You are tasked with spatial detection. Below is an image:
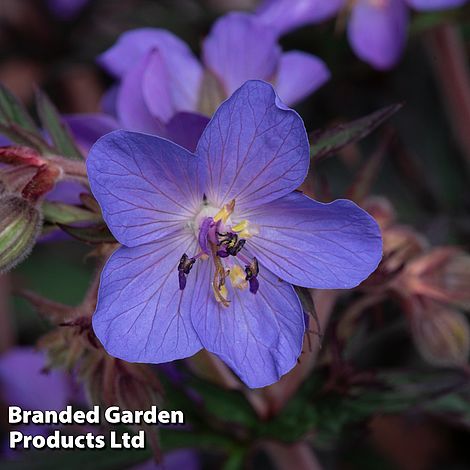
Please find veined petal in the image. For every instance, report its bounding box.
[93,237,202,363]
[348,0,409,70]
[256,0,345,36]
[195,80,309,211]
[245,192,383,289]
[187,260,305,388]
[275,51,330,106]
[202,13,281,96]
[406,0,467,9]
[87,130,205,247]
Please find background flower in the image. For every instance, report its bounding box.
[256,0,468,69]
[97,12,329,149]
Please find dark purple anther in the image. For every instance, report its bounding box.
[178,253,196,290]
[248,276,259,294]
[245,257,259,294]
[179,272,187,290]
[226,238,246,256]
[217,232,246,258]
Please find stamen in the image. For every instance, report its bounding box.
[216,232,246,257]
[245,257,260,294]
[213,199,235,224]
[178,253,196,290]
[231,220,248,233]
[210,242,230,307]
[229,265,249,290]
[232,219,258,238]
[212,282,229,306]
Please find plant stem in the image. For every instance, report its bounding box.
[425,24,470,177]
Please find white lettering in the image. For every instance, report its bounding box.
[8,406,22,424]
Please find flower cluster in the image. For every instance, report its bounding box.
[95,12,329,150]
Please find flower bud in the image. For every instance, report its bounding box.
[363,196,396,231]
[402,248,470,311]
[0,146,44,167]
[380,226,427,276]
[0,195,42,273]
[410,305,470,368]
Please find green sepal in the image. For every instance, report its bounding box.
[310,103,403,161]
[36,90,84,160]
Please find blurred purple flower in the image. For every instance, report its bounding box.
[0,347,70,411]
[97,12,330,145]
[46,0,90,20]
[256,0,345,35]
[87,81,382,388]
[256,0,467,69]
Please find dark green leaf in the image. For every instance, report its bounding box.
[0,84,41,137]
[294,286,322,339]
[36,91,83,160]
[42,201,100,225]
[161,429,236,452]
[0,123,53,154]
[57,223,116,244]
[310,103,403,161]
[188,376,258,428]
[222,448,247,470]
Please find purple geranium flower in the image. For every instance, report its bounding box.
[87,81,382,388]
[256,0,468,69]
[97,12,330,147]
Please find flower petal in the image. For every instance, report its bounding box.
[166,112,210,153]
[256,0,345,36]
[87,130,205,247]
[196,80,309,211]
[93,237,202,363]
[142,50,202,122]
[348,0,409,70]
[98,28,199,79]
[406,0,467,9]
[64,113,120,153]
[202,13,281,96]
[245,192,383,289]
[275,51,330,106]
[188,261,305,388]
[116,51,166,134]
